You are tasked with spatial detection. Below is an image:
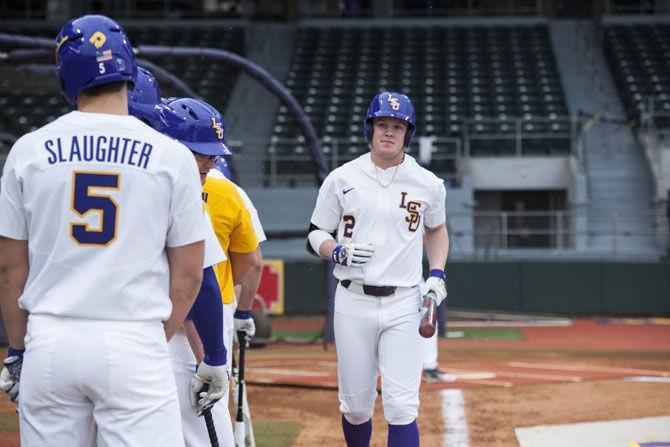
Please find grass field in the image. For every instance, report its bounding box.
[253,420,302,447]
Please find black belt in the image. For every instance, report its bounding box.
[340,280,396,297]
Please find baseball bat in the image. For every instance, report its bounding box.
[199,384,219,447]
[419,291,437,338]
[234,330,247,447]
[242,384,256,446]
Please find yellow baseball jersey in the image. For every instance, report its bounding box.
[203,175,258,304]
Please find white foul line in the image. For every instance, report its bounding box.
[506,362,670,377]
[442,389,470,447]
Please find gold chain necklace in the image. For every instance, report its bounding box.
[374,163,401,188]
[374,154,403,189]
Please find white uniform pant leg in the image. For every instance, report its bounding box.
[334,284,380,425]
[20,315,184,447]
[213,301,237,447]
[421,330,439,370]
[378,287,423,425]
[169,331,231,447]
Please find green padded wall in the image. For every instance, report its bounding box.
[281,260,670,316]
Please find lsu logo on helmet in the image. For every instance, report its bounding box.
[388,95,400,111]
[89,31,107,49]
[211,117,224,140]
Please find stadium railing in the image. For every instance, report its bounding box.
[232,136,463,187]
[448,209,663,258]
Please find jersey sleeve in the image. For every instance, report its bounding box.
[424,180,447,229]
[0,144,28,240]
[166,156,207,248]
[228,196,259,254]
[235,184,266,243]
[310,173,342,232]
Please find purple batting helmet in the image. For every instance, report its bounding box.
[363,91,416,147]
[55,14,137,105]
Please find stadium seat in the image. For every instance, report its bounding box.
[0,23,246,137]
[268,23,571,186]
[604,23,670,127]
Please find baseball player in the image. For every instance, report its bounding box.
[210,156,266,446]
[130,85,261,445]
[0,15,208,446]
[163,98,262,447]
[128,67,233,423]
[307,92,449,446]
[210,156,267,327]
[201,120,263,447]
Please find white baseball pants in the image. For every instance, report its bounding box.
[334,283,423,426]
[19,314,184,447]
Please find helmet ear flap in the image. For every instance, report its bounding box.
[404,124,416,148]
[363,118,372,144]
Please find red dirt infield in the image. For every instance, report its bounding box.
[1,316,669,446]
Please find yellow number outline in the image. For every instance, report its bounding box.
[70,170,121,247]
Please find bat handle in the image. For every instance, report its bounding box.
[419,291,437,338]
[204,409,219,446]
[199,383,219,446]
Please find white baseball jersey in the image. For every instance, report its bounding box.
[207,169,266,242]
[0,111,207,321]
[203,209,226,268]
[311,153,446,287]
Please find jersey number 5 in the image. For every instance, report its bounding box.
[70,171,120,246]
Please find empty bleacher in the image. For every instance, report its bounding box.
[0,22,245,137]
[604,23,670,127]
[268,23,571,186]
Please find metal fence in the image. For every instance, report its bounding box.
[228,136,464,187]
[462,116,578,157]
[446,209,666,259]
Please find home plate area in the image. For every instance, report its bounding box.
[515,416,670,447]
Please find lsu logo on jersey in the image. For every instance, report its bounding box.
[399,192,421,232]
[89,31,107,49]
[388,95,400,111]
[211,118,224,140]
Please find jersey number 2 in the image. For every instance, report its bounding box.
[342,214,355,238]
[71,171,120,246]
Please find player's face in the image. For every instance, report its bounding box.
[192,152,217,185]
[370,117,407,165]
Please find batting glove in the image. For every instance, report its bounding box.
[422,269,448,306]
[0,348,24,403]
[190,362,229,416]
[234,310,256,339]
[332,242,375,267]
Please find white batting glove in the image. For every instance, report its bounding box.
[0,351,23,403]
[422,270,448,306]
[234,310,256,339]
[190,362,229,416]
[332,242,375,267]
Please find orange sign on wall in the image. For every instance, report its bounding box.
[255,259,285,315]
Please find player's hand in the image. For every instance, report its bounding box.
[190,362,229,416]
[332,242,375,267]
[0,352,23,403]
[234,310,256,339]
[423,271,447,306]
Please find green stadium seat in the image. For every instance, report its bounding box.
[0,23,245,137]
